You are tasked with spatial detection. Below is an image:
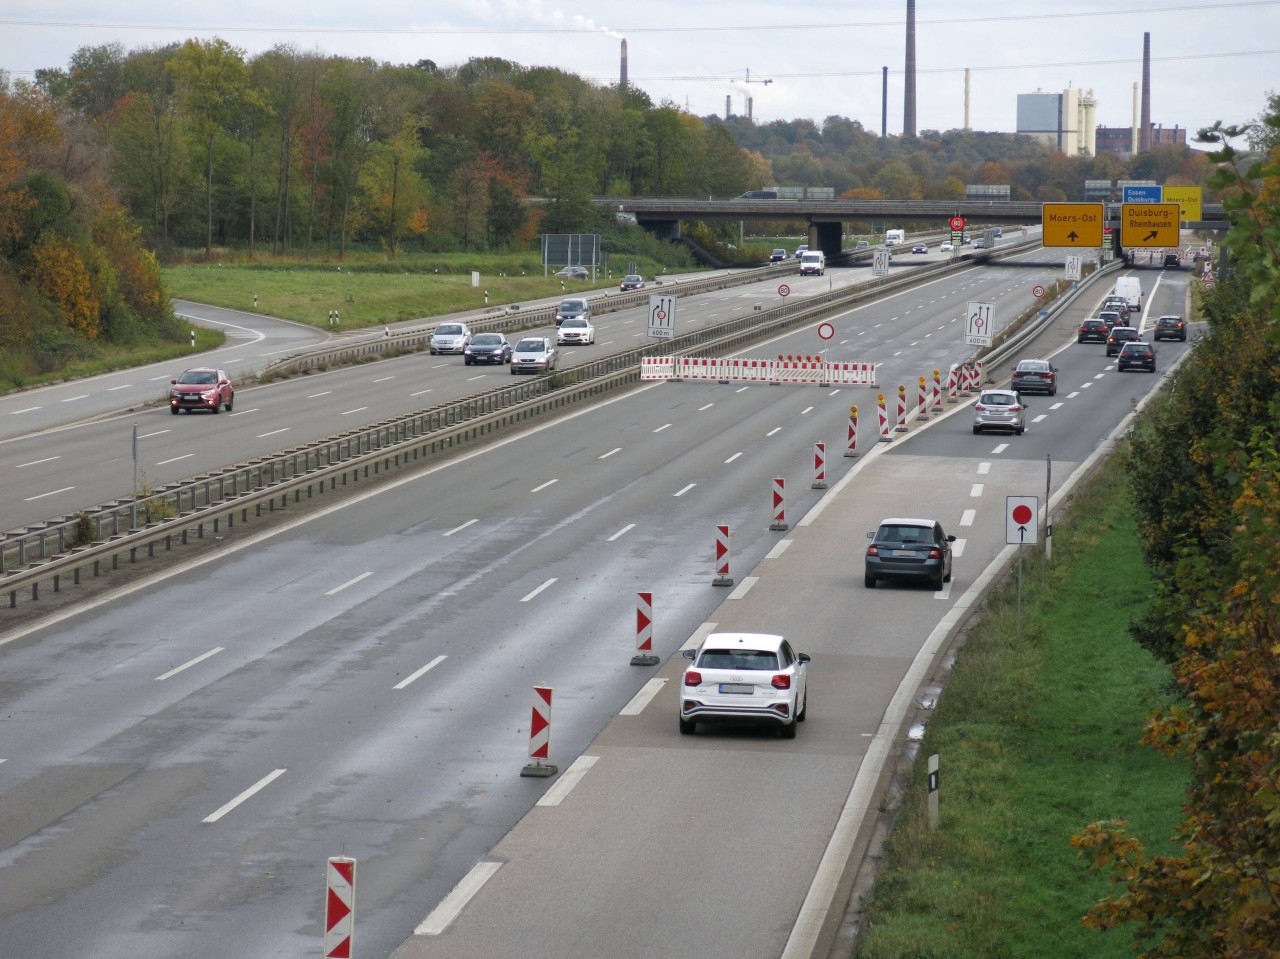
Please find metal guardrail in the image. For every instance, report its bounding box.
[1,236,1042,610]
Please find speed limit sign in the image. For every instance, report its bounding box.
[778,284,790,297]
[1032,284,1046,298]
[949,216,965,231]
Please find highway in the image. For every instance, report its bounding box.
[1,242,1047,532]
[0,250,1189,958]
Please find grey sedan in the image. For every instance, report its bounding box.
[865,518,956,590]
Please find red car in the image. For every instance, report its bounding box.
[169,367,234,414]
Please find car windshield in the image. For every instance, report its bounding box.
[1017,361,1049,372]
[178,371,217,384]
[878,525,931,543]
[471,334,502,346]
[558,301,583,312]
[437,325,463,335]
[516,340,545,352]
[562,319,585,328]
[698,649,780,670]
[625,275,641,282]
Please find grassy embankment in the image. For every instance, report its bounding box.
[856,448,1187,959]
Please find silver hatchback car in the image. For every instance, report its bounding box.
[972,389,1026,435]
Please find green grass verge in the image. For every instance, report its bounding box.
[161,252,692,331]
[856,451,1187,959]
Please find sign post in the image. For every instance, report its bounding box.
[965,301,994,347]
[647,293,677,339]
[1006,495,1039,640]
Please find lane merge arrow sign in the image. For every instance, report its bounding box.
[1006,496,1039,545]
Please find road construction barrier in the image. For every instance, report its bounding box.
[812,442,828,489]
[713,524,734,586]
[947,366,960,403]
[917,376,929,421]
[630,592,659,666]
[520,686,557,777]
[975,359,985,387]
[932,369,944,412]
[845,406,859,457]
[324,857,357,959]
[770,478,788,531]
[895,385,909,432]
[878,394,892,442]
[640,355,876,386]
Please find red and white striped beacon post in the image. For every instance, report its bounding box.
[811,441,828,489]
[520,685,557,777]
[916,376,930,421]
[877,393,892,442]
[323,856,356,959]
[844,405,859,457]
[975,359,985,388]
[932,369,944,413]
[947,366,960,403]
[713,524,734,586]
[895,385,909,432]
[630,592,659,666]
[770,478,789,531]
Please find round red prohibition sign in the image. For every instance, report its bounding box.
[1012,503,1034,527]
[655,308,667,321]
[817,322,835,340]
[778,284,791,297]
[949,216,965,231]
[1032,284,1046,298]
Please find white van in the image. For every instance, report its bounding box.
[1113,276,1143,311]
[799,250,825,275]
[885,229,905,247]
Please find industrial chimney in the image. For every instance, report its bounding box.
[903,0,917,136]
[620,39,628,90]
[1139,32,1151,152]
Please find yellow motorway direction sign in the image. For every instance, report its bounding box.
[1041,203,1104,247]
[1121,202,1181,248]
[1164,186,1203,223]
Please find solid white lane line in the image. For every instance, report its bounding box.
[23,485,75,502]
[530,478,558,493]
[521,578,556,602]
[673,483,696,497]
[415,861,503,936]
[8,406,42,415]
[607,524,635,542]
[621,678,668,716]
[16,456,60,468]
[727,576,759,600]
[698,403,714,411]
[307,391,332,399]
[393,655,447,690]
[766,539,793,560]
[536,755,599,807]
[340,407,369,415]
[325,571,373,596]
[598,447,622,459]
[156,453,194,466]
[138,429,170,439]
[155,647,224,681]
[61,394,90,403]
[766,427,782,436]
[443,519,478,537]
[724,452,743,463]
[257,428,290,438]
[372,376,395,383]
[653,423,672,432]
[107,384,132,391]
[228,408,257,416]
[410,389,433,397]
[959,509,976,527]
[202,768,286,823]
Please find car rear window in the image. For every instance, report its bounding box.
[878,524,932,542]
[698,649,780,670]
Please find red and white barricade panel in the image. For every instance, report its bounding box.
[827,361,877,387]
[673,356,724,380]
[772,360,825,385]
[640,357,675,380]
[720,357,777,382]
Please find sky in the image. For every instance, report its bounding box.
[2,1,1278,142]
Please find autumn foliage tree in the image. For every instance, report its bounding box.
[1073,101,1280,959]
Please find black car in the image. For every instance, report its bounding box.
[865,518,956,591]
[1011,358,1057,395]
[1163,252,1181,269]
[463,332,513,365]
[1101,297,1131,321]
[1106,325,1140,357]
[1117,341,1156,372]
[1099,310,1124,330]
[1153,315,1187,342]
[1077,318,1108,343]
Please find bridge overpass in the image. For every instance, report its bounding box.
[600,196,1228,258]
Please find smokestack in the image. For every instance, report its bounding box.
[1139,32,1151,152]
[882,66,888,137]
[726,95,731,121]
[1132,82,1139,155]
[748,96,754,122]
[964,68,970,130]
[620,39,628,90]
[903,0,917,136]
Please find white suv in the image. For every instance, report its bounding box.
[678,633,810,738]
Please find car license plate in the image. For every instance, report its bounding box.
[890,549,920,557]
[719,683,753,694]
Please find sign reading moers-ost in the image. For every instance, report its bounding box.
[1120,202,1181,249]
[1041,203,1104,247]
